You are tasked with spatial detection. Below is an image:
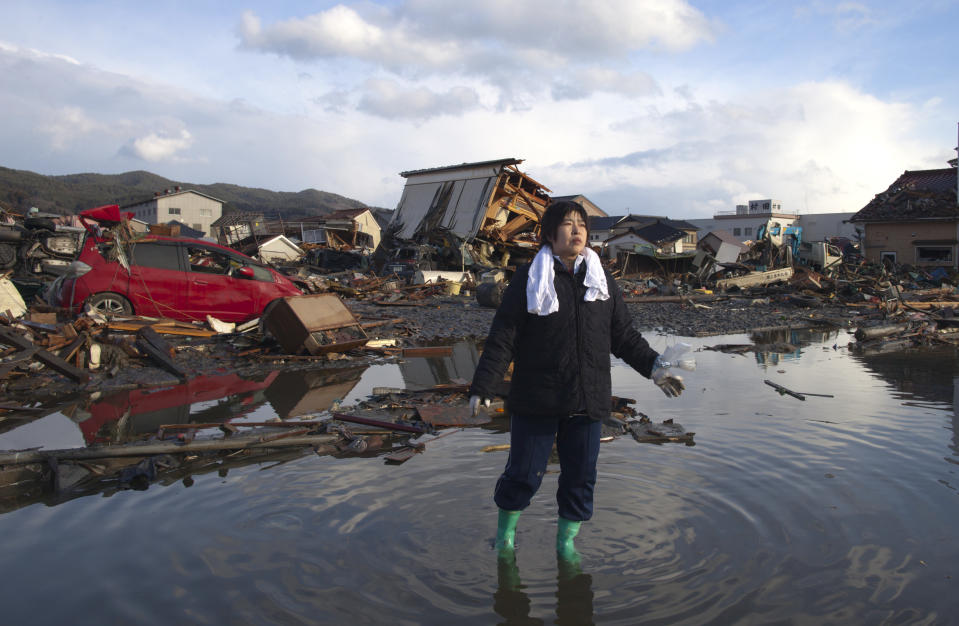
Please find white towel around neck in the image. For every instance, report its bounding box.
[526,245,609,316]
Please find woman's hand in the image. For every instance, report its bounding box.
[653,372,685,397]
[469,395,491,416]
[651,359,685,398]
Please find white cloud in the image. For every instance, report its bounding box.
[396,0,717,56]
[236,1,717,104]
[237,7,462,70]
[353,78,481,120]
[552,68,661,100]
[539,80,934,216]
[124,129,194,162]
[40,106,102,150]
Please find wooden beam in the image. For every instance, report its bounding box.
[0,326,90,383]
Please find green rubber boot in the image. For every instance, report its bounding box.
[495,509,522,556]
[556,517,582,563]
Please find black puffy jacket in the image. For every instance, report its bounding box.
[469,258,659,421]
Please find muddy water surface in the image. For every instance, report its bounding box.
[1,330,958,624]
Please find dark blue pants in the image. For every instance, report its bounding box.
[493,413,602,521]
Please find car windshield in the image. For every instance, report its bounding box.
[395,248,418,260]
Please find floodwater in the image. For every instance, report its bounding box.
[1,329,958,624]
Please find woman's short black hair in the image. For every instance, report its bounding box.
[540,200,589,247]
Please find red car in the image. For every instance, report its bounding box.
[49,205,302,323]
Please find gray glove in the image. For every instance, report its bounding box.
[469,395,491,416]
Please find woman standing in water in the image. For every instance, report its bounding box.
[469,199,685,561]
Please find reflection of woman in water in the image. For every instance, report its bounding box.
[494,554,594,624]
[469,200,684,563]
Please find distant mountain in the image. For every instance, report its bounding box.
[0,166,380,219]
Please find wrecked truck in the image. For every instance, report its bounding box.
[378,158,550,279]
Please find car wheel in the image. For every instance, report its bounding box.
[86,292,132,316]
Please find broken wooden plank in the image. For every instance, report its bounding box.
[401,346,453,358]
[358,317,405,330]
[135,326,187,381]
[108,321,217,337]
[763,379,805,401]
[416,403,491,427]
[384,447,420,464]
[57,333,88,362]
[898,300,959,309]
[0,432,340,465]
[854,323,910,341]
[0,326,90,384]
[332,412,428,434]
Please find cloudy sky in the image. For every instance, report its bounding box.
[1,0,956,218]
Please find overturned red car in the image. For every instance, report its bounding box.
[48,205,302,323]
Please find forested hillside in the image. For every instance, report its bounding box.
[0,166,375,219]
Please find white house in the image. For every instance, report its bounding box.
[604,230,657,258]
[257,235,305,264]
[123,187,224,237]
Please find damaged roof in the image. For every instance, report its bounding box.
[634,221,685,245]
[400,158,524,178]
[851,167,958,222]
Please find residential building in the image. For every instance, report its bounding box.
[604,221,685,258]
[590,214,699,255]
[588,215,624,247]
[849,167,958,268]
[550,194,608,217]
[123,187,223,238]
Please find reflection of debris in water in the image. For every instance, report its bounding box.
[74,371,280,445]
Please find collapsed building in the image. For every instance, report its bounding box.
[379,158,553,275]
[211,209,382,270]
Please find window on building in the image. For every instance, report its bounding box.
[733,228,742,236]
[168,207,181,215]
[744,227,752,236]
[199,208,213,216]
[683,233,695,244]
[916,246,953,263]
[193,223,203,233]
